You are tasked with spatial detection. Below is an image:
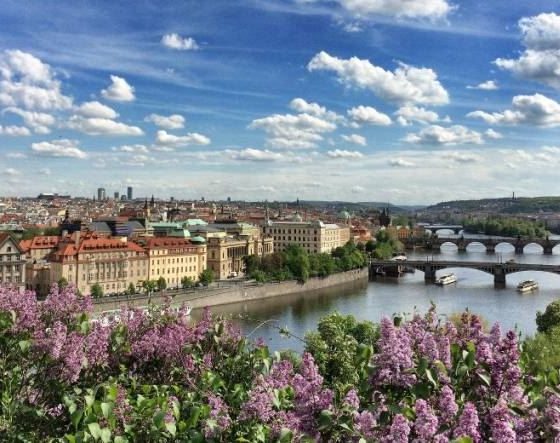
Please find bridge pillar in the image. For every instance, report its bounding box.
[494,265,506,289]
[515,244,524,254]
[486,243,495,253]
[544,245,553,255]
[424,264,436,283]
[457,241,467,252]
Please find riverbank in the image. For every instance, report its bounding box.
[91,267,369,314]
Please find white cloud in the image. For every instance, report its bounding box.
[289,98,342,122]
[77,101,118,119]
[395,105,440,126]
[112,144,149,153]
[467,80,498,90]
[161,33,199,50]
[389,158,415,167]
[326,149,364,159]
[145,113,185,129]
[308,51,449,105]
[0,125,30,136]
[495,13,560,89]
[347,105,391,126]
[5,152,27,158]
[155,129,211,147]
[485,128,503,139]
[31,139,87,159]
[39,167,51,175]
[403,124,484,145]
[67,116,144,136]
[351,185,365,193]
[120,154,151,167]
[467,93,560,127]
[3,107,55,134]
[441,151,482,163]
[250,113,336,149]
[4,167,20,176]
[101,75,135,102]
[341,134,367,146]
[0,49,72,110]
[228,148,286,162]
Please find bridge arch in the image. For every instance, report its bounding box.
[495,242,515,253]
[439,241,458,251]
[522,243,544,254]
[464,241,487,252]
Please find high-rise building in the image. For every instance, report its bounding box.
[127,186,133,200]
[114,191,119,200]
[97,187,106,201]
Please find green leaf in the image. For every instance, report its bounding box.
[18,339,31,352]
[318,410,333,430]
[153,410,166,429]
[71,410,83,429]
[452,437,473,443]
[114,437,128,443]
[88,422,102,439]
[477,372,491,387]
[65,435,76,443]
[165,421,177,436]
[100,402,112,418]
[100,428,111,443]
[85,394,95,408]
[278,428,293,443]
[426,368,438,387]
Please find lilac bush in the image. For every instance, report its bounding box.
[1,285,560,441]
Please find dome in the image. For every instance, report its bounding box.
[292,212,303,222]
[190,236,206,243]
[338,210,351,221]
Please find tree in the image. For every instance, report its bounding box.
[127,282,136,295]
[181,276,194,289]
[90,283,103,298]
[536,300,560,334]
[157,276,167,291]
[142,280,157,294]
[198,268,214,286]
[243,255,260,275]
[57,277,68,289]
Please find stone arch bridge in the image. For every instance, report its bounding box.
[370,259,560,287]
[406,236,560,255]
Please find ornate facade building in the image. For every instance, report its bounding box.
[0,233,26,290]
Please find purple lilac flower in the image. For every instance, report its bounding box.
[489,399,516,443]
[343,389,360,410]
[383,414,410,443]
[453,402,481,442]
[414,399,438,440]
[438,385,458,424]
[354,411,376,439]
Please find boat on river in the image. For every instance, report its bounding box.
[435,273,457,285]
[517,280,538,293]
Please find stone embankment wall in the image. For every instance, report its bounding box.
[92,268,369,314]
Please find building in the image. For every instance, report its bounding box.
[114,191,119,200]
[140,237,207,288]
[97,187,106,201]
[20,235,60,296]
[49,232,149,296]
[0,233,26,290]
[263,220,350,254]
[127,186,133,200]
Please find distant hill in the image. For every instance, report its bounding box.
[427,196,560,214]
[298,201,422,213]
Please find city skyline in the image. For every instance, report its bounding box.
[1,1,560,204]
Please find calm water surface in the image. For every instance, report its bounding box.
[195,235,560,352]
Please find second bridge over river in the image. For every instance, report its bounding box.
[370,259,560,288]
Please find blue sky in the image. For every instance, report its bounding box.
[1,0,560,204]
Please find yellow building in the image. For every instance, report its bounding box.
[0,233,26,290]
[141,237,207,288]
[20,235,60,296]
[49,233,149,296]
[263,220,350,254]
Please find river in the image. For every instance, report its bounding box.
[194,232,560,352]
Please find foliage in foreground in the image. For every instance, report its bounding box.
[1,286,560,441]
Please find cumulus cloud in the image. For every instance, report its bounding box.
[4,167,20,176]
[308,51,449,105]
[249,112,336,149]
[155,129,211,147]
[467,93,560,127]
[67,116,144,136]
[112,144,150,153]
[31,139,87,159]
[495,13,560,89]
[394,105,440,126]
[145,113,185,129]
[467,80,498,90]
[441,151,482,163]
[0,49,72,110]
[101,75,135,102]
[289,98,342,122]
[76,101,118,119]
[347,105,391,126]
[327,149,364,159]
[39,167,51,175]
[227,148,286,162]
[3,107,56,134]
[389,158,415,167]
[341,134,367,146]
[161,33,199,50]
[485,128,503,139]
[351,185,365,193]
[0,125,30,136]
[403,124,484,145]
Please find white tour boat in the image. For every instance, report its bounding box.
[435,273,457,286]
[517,280,538,293]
